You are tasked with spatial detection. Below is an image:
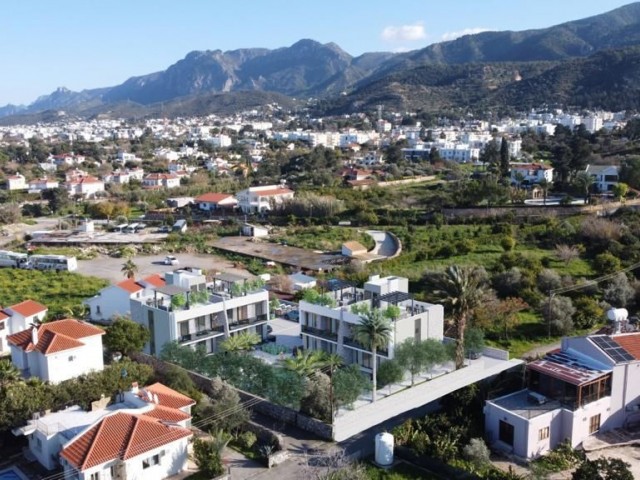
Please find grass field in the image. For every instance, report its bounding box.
[365,461,442,480]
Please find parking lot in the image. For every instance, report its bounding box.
[267,317,302,350]
[77,252,252,283]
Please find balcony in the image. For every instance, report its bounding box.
[343,336,388,357]
[228,314,268,331]
[301,325,338,342]
[179,325,225,344]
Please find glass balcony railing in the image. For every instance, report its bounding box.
[301,325,338,342]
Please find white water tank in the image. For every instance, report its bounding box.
[375,432,394,466]
[607,308,629,322]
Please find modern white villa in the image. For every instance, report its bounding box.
[130,267,269,356]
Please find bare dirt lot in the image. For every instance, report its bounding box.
[77,253,252,283]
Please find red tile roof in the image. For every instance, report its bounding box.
[60,412,192,471]
[610,333,640,360]
[252,187,293,196]
[0,310,8,321]
[142,274,165,288]
[195,192,234,203]
[142,404,191,423]
[6,299,47,318]
[116,278,143,294]
[7,319,104,355]
[141,383,196,409]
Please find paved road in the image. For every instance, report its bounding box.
[77,253,252,283]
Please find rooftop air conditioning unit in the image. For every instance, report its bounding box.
[528,392,548,405]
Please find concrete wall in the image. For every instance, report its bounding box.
[45,335,104,384]
[85,286,134,322]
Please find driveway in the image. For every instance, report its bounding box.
[77,253,252,283]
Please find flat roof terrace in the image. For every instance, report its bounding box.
[490,389,563,420]
[212,236,347,272]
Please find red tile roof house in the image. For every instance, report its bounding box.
[14,382,194,477]
[194,192,238,212]
[84,274,165,324]
[7,318,105,383]
[0,300,48,356]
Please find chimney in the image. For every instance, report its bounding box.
[130,382,139,394]
[31,326,39,346]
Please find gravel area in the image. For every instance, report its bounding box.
[77,252,252,283]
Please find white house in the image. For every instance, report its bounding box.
[143,173,181,189]
[7,318,105,383]
[64,175,105,198]
[584,165,620,193]
[485,329,640,459]
[50,153,85,167]
[103,167,145,185]
[28,177,59,192]
[194,192,237,211]
[288,272,317,291]
[5,174,27,191]
[0,300,48,355]
[116,151,142,164]
[84,274,165,323]
[509,163,554,185]
[130,268,269,356]
[14,382,194,478]
[299,275,444,372]
[236,185,295,214]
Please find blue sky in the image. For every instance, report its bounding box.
[0,0,634,105]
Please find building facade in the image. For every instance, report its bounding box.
[299,275,444,372]
[130,268,269,355]
[236,185,295,214]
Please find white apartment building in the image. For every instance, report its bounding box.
[236,184,295,214]
[299,275,444,372]
[130,268,269,356]
[485,329,640,459]
[206,134,232,148]
[8,319,105,383]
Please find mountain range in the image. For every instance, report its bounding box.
[4,2,640,122]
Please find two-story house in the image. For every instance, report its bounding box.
[28,177,59,192]
[509,163,554,185]
[143,173,181,190]
[84,274,165,323]
[5,174,27,191]
[7,318,105,383]
[485,328,640,459]
[0,299,48,355]
[64,175,105,198]
[14,382,194,479]
[130,268,269,355]
[584,164,620,193]
[194,192,238,212]
[236,185,295,214]
[299,275,444,372]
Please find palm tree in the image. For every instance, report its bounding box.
[537,178,549,205]
[352,309,392,402]
[426,265,488,370]
[220,331,260,353]
[573,171,594,203]
[0,359,21,386]
[121,259,138,279]
[283,350,329,376]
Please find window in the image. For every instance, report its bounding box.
[96,306,101,315]
[589,414,601,434]
[538,426,550,441]
[499,420,514,446]
[68,355,76,362]
[0,321,4,330]
[142,454,160,469]
[90,473,100,480]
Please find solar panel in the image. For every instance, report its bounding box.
[591,336,635,363]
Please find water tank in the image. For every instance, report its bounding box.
[607,308,629,322]
[375,432,394,466]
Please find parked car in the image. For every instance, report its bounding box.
[157,226,171,233]
[284,310,299,321]
[164,255,179,266]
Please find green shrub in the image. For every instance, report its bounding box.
[500,236,516,252]
[237,431,257,450]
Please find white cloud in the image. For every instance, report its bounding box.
[441,27,490,42]
[381,23,427,43]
